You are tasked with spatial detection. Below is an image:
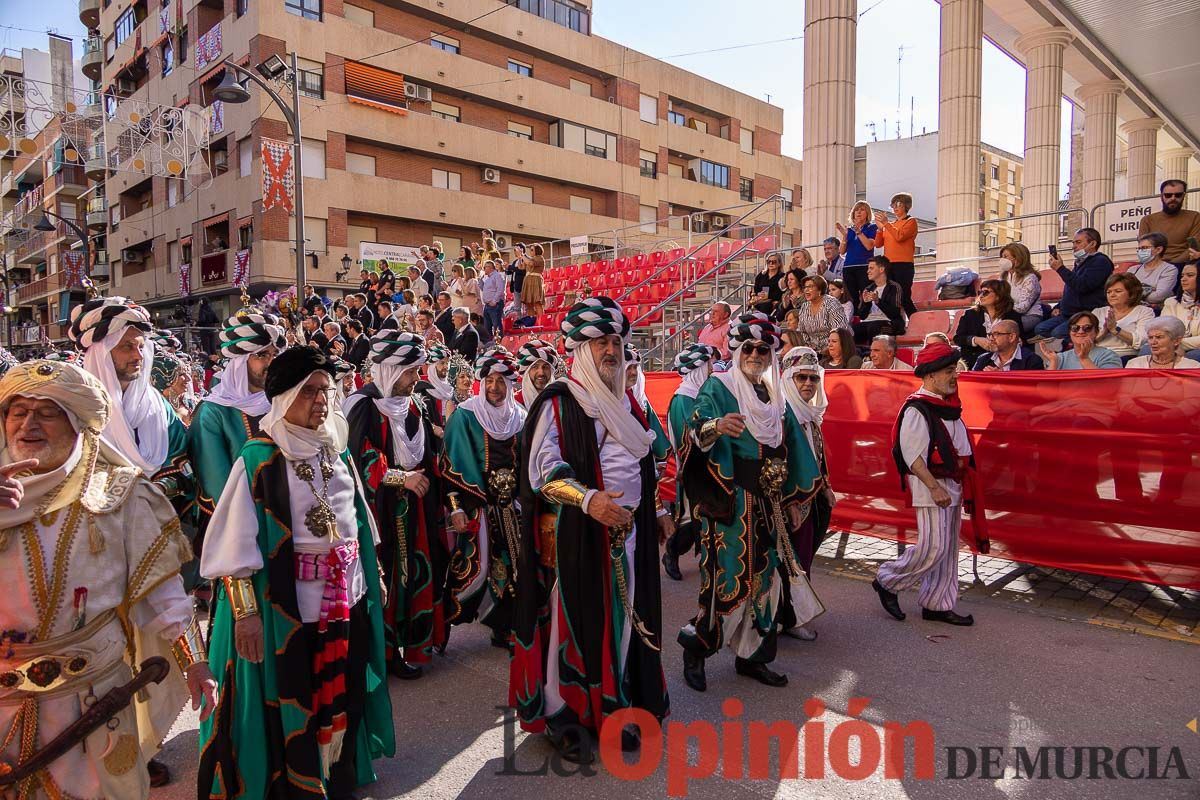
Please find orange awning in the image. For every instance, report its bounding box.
[348,95,408,116]
[237,215,252,228]
[344,60,407,112]
[203,212,229,228]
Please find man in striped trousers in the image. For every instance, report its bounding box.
[872,342,977,626]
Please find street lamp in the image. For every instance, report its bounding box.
[33,210,91,279]
[214,54,307,297]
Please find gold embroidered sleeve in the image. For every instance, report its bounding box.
[698,418,721,449]
[541,478,588,508]
[221,576,260,620]
[172,616,207,672]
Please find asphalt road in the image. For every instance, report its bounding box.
[157,562,1200,800]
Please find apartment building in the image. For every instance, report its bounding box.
[93,0,803,323]
[0,38,98,352]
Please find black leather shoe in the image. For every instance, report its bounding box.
[147,758,170,788]
[734,658,788,687]
[621,725,641,752]
[682,649,707,692]
[921,608,974,626]
[661,550,683,581]
[872,578,906,621]
[546,727,595,765]
[388,658,424,680]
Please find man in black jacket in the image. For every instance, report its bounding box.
[448,308,479,361]
[971,320,1044,371]
[434,292,456,342]
[1033,227,1114,341]
[302,284,325,315]
[853,255,907,344]
[344,319,371,368]
[322,321,346,356]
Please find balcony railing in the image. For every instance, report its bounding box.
[16,270,85,303]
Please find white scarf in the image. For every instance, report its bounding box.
[369,361,427,469]
[781,363,828,455]
[426,363,454,401]
[519,370,540,412]
[566,344,654,460]
[83,329,169,474]
[260,370,349,460]
[714,349,783,448]
[459,385,525,441]
[630,363,648,410]
[673,363,711,401]
[201,353,271,417]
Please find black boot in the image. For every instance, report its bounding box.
[621,724,641,752]
[872,578,906,621]
[921,608,974,626]
[388,658,423,680]
[147,758,170,788]
[661,549,683,581]
[734,657,788,687]
[491,630,513,652]
[682,649,707,692]
[546,725,595,765]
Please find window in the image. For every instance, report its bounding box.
[1007,168,1015,186]
[690,118,708,134]
[238,222,253,250]
[639,204,657,234]
[178,29,187,65]
[1006,203,1015,218]
[509,184,533,203]
[639,93,657,124]
[114,9,135,46]
[285,0,322,21]
[288,217,327,252]
[301,138,325,179]
[343,3,374,26]
[991,164,999,180]
[432,169,461,190]
[583,128,608,158]
[238,136,251,177]
[508,121,533,140]
[514,0,590,34]
[162,41,173,76]
[167,179,179,208]
[739,177,753,202]
[696,160,729,189]
[639,149,657,179]
[668,110,685,126]
[570,79,591,96]
[740,128,754,155]
[549,121,616,161]
[980,171,987,187]
[238,0,249,15]
[781,187,793,211]
[105,35,115,61]
[569,195,591,214]
[430,34,460,54]
[296,58,324,99]
[507,59,532,77]
[346,152,376,176]
[431,101,460,122]
[667,162,684,178]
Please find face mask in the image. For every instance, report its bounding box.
[1073,249,1088,260]
[1135,248,1154,264]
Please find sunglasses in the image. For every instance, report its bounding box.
[978,289,993,296]
[743,343,773,356]
[1069,324,1096,333]
[767,261,781,267]
[795,374,820,384]
[1162,192,1185,199]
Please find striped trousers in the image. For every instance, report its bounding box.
[876,505,962,612]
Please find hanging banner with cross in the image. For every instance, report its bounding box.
[60,251,86,286]
[180,261,191,297]
[233,248,250,287]
[261,138,295,213]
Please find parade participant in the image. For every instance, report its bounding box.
[67,296,190,495]
[188,307,284,558]
[331,356,357,405]
[872,341,986,627]
[661,343,719,581]
[0,361,215,798]
[443,354,474,423]
[777,347,837,641]
[345,331,446,678]
[624,344,671,465]
[151,348,195,425]
[513,338,560,412]
[414,343,452,435]
[510,297,671,764]
[679,312,821,692]
[198,347,394,800]
[441,352,526,650]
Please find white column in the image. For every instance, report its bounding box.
[1121,117,1163,198]
[1076,80,1123,232]
[1016,27,1072,264]
[1189,158,1200,212]
[802,0,856,254]
[935,0,983,267]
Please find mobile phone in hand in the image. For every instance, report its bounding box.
[1048,244,1058,258]
[1188,236,1199,251]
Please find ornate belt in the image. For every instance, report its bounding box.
[0,611,124,700]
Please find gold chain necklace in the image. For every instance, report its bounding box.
[292,449,340,540]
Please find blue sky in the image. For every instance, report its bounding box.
[1,0,1072,191]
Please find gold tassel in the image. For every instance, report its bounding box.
[88,513,105,554]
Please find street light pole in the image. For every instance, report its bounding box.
[218,57,306,300]
[34,208,91,280]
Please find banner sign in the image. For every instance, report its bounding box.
[358,241,423,272]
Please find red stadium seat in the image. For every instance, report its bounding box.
[896,311,951,346]
[928,278,980,310]
[911,281,938,310]
[667,263,682,281]
[594,259,609,273]
[633,253,648,268]
[613,257,629,272]
[564,264,579,279]
[546,266,563,281]
[651,250,668,266]
[631,285,650,303]
[642,305,663,324]
[1039,269,1064,303]
[669,247,685,261]
[622,304,639,324]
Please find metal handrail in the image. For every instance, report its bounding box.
[642,278,751,370]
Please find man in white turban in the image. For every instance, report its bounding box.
[513,338,560,412]
[509,296,671,765]
[0,361,214,799]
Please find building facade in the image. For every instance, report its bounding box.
[90,0,803,326]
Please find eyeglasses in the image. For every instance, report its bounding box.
[986,331,1016,338]
[1162,192,1185,199]
[1069,324,1096,334]
[297,387,337,402]
[742,342,773,356]
[795,374,821,384]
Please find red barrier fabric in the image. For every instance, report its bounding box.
[644,369,1200,589]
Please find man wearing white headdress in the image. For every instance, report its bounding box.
[198,347,394,800]
[188,307,284,559]
[509,297,671,765]
[661,343,719,581]
[776,346,837,642]
[678,312,822,693]
[441,351,526,650]
[513,338,560,413]
[345,331,446,678]
[0,361,214,799]
[413,342,453,436]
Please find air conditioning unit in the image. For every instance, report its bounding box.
[404,82,432,102]
[481,167,501,184]
[116,78,137,94]
[494,234,509,249]
[121,248,143,263]
[711,214,729,229]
